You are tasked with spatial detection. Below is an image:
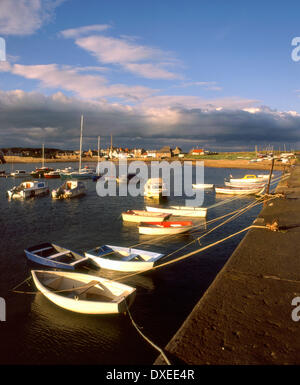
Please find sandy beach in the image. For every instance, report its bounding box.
[3,155,288,171]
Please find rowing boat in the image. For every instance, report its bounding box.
[224,180,266,188]
[146,205,207,218]
[138,221,193,235]
[192,183,214,189]
[31,270,136,314]
[215,186,265,195]
[85,245,164,272]
[122,210,171,222]
[24,242,89,270]
[228,174,267,184]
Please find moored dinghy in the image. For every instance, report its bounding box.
[31,270,136,314]
[10,170,31,178]
[24,242,89,270]
[228,174,267,184]
[85,245,164,272]
[144,178,168,198]
[192,183,214,189]
[146,205,207,218]
[122,210,171,223]
[215,186,265,195]
[139,221,193,235]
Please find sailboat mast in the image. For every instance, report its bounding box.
[79,115,83,172]
[42,143,45,168]
[98,136,100,161]
[97,136,100,176]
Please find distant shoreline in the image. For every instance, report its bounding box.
[2,155,288,171]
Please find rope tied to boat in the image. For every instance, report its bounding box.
[124,298,171,366]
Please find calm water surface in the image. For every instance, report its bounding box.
[0,162,279,364]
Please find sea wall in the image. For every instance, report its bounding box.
[155,164,300,364]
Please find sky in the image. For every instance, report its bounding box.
[0,0,300,151]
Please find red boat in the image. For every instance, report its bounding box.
[31,167,54,178]
[138,221,193,235]
[44,171,61,179]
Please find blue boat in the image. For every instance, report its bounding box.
[24,242,89,270]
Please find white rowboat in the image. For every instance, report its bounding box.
[10,170,31,178]
[85,245,164,272]
[31,270,136,314]
[215,186,265,195]
[192,183,214,189]
[146,205,207,218]
[224,180,266,188]
[122,210,170,222]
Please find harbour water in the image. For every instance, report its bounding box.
[0,163,279,364]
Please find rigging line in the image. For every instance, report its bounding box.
[114,223,268,284]
[159,196,267,262]
[113,197,275,283]
[125,192,277,255]
[151,225,266,273]
[118,174,288,251]
[124,195,272,250]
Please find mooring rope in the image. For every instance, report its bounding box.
[12,194,278,294]
[124,299,171,365]
[11,169,287,296]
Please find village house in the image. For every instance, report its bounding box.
[173,146,182,156]
[156,146,173,158]
[190,148,205,156]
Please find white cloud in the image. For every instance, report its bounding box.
[75,35,159,64]
[123,63,180,80]
[138,95,259,111]
[74,34,181,80]
[0,0,65,36]
[3,63,157,101]
[179,81,222,91]
[60,24,111,38]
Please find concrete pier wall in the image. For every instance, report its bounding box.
[155,165,300,364]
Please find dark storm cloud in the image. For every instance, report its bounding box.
[0,90,299,151]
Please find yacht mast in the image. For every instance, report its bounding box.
[97,136,100,176]
[79,115,83,172]
[42,143,45,168]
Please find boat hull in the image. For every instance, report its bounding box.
[31,270,136,314]
[192,184,214,189]
[85,245,164,272]
[215,187,264,195]
[7,181,49,199]
[139,221,193,235]
[224,181,266,188]
[122,210,170,222]
[52,181,87,199]
[146,206,207,218]
[24,243,88,270]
